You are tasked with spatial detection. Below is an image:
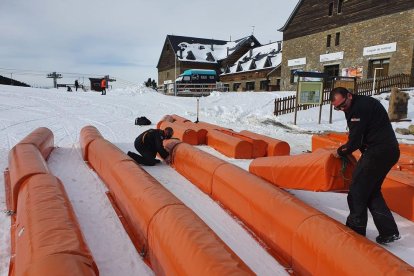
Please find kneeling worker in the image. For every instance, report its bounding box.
[128,127,174,166]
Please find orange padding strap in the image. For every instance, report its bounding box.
[170,142,413,275]
[13,174,98,276]
[249,148,355,192]
[80,125,253,275]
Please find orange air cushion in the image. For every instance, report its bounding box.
[172,143,226,194]
[148,204,252,276]
[207,129,253,159]
[383,170,414,221]
[218,129,267,158]
[292,214,414,275]
[14,174,97,276]
[19,127,54,160]
[170,142,413,274]
[158,121,198,145]
[80,125,104,160]
[249,148,355,192]
[240,130,290,156]
[8,144,49,211]
[80,126,253,275]
[171,114,191,123]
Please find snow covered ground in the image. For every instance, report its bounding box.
[1,84,414,275]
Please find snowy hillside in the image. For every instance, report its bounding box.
[1,85,413,275]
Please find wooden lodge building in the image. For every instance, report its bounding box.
[220,41,282,92]
[156,35,260,87]
[279,0,414,91]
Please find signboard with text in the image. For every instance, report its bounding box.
[298,81,324,105]
[288,57,306,67]
[363,42,397,56]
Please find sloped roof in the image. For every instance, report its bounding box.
[278,0,303,32]
[221,42,282,75]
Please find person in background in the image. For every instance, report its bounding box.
[330,87,400,244]
[75,79,79,91]
[127,127,174,166]
[100,78,106,95]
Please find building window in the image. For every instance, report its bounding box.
[337,0,344,14]
[166,72,169,78]
[335,32,340,46]
[368,59,390,78]
[326,34,331,47]
[328,2,334,16]
[260,80,269,91]
[233,83,241,91]
[246,82,255,91]
[324,64,340,87]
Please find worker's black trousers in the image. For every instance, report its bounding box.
[128,139,158,166]
[346,145,400,236]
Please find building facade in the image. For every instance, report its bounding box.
[279,0,414,91]
[220,42,282,91]
[156,35,260,87]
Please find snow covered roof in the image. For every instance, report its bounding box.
[221,42,282,75]
[170,35,259,64]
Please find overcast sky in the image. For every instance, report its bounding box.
[0,0,298,88]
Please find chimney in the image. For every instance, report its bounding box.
[227,47,229,57]
[277,41,282,52]
[179,49,183,59]
[249,48,253,58]
[211,42,214,51]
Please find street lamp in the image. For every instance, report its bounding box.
[372,67,383,95]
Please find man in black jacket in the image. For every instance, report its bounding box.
[127,127,173,166]
[330,87,400,244]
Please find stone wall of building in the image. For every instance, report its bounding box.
[281,9,414,91]
[220,67,281,92]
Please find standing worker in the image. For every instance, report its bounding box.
[127,127,174,166]
[101,78,107,95]
[330,87,400,244]
[74,80,79,91]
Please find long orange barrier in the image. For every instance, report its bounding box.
[168,142,414,275]
[80,126,253,275]
[7,144,49,212]
[240,130,290,156]
[13,174,97,276]
[158,121,198,145]
[6,127,98,276]
[157,116,208,145]
[218,129,267,158]
[18,127,54,160]
[207,129,253,159]
[249,148,355,192]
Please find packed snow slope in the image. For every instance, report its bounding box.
[1,85,413,275]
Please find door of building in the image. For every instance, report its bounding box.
[324,64,340,87]
[368,58,389,78]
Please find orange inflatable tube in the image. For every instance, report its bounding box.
[170,120,208,145]
[218,129,267,158]
[170,143,413,274]
[80,125,104,160]
[19,127,54,160]
[80,126,253,275]
[8,144,49,212]
[207,129,253,159]
[158,121,198,145]
[171,114,191,123]
[13,174,98,276]
[240,130,290,156]
[249,148,355,192]
[311,132,347,152]
[171,142,226,194]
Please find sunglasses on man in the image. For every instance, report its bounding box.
[334,98,348,110]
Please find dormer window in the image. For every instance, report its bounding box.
[249,61,257,70]
[206,52,215,62]
[328,2,334,16]
[264,57,272,68]
[236,62,243,72]
[186,51,196,60]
